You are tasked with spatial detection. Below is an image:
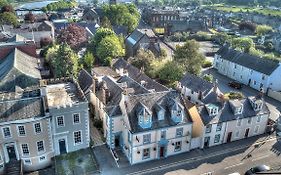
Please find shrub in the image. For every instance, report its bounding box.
[202,60,213,68]
[203,74,213,82]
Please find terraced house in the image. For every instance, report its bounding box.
[0,78,90,174]
[79,60,193,164]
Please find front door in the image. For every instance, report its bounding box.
[248,79,251,85]
[204,137,210,147]
[115,136,120,148]
[59,139,67,154]
[227,132,232,143]
[159,147,165,158]
[245,128,250,138]
[7,145,16,161]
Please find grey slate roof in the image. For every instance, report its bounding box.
[112,58,169,92]
[92,66,119,78]
[180,72,213,96]
[78,69,92,94]
[198,93,270,125]
[125,90,192,133]
[0,48,41,91]
[0,90,45,123]
[217,46,280,75]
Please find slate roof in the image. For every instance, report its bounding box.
[126,29,155,47]
[0,90,45,123]
[0,48,41,91]
[198,93,270,125]
[217,46,280,75]
[112,58,169,92]
[78,69,92,94]
[125,90,192,133]
[180,72,213,96]
[92,66,119,78]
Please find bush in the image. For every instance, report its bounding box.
[203,74,213,82]
[202,60,213,68]
[225,91,244,100]
[93,119,103,129]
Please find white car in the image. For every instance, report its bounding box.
[228,173,241,175]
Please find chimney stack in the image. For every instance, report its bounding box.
[102,82,110,105]
[213,79,218,93]
[92,74,98,94]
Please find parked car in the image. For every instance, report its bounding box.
[245,165,271,175]
[228,81,243,89]
[229,173,241,175]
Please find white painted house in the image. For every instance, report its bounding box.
[214,46,281,93]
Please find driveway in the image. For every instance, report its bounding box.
[203,68,281,121]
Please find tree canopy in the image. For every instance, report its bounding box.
[231,37,254,52]
[43,0,77,12]
[47,44,79,78]
[255,25,273,36]
[0,12,18,26]
[57,24,87,50]
[174,40,205,75]
[158,61,184,87]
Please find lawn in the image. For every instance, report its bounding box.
[208,5,281,17]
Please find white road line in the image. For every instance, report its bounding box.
[251,154,270,162]
[224,162,244,169]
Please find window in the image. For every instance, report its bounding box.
[262,75,265,80]
[235,131,239,138]
[216,123,222,132]
[214,134,220,143]
[37,141,44,152]
[21,144,29,155]
[18,125,26,136]
[24,159,32,165]
[254,126,259,134]
[160,130,166,139]
[143,148,150,159]
[257,116,261,123]
[57,116,64,127]
[205,124,212,133]
[34,123,41,134]
[73,114,80,124]
[74,131,82,145]
[234,65,237,69]
[143,134,151,144]
[128,131,131,143]
[174,141,182,152]
[39,156,46,162]
[237,119,242,126]
[176,128,183,137]
[248,118,252,124]
[3,127,11,138]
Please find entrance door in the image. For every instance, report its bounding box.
[115,136,120,148]
[248,79,251,85]
[245,128,250,138]
[159,147,164,158]
[59,139,67,154]
[204,137,210,147]
[7,145,16,160]
[227,132,232,143]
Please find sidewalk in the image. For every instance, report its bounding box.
[94,134,278,175]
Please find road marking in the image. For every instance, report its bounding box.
[251,154,270,162]
[224,162,244,169]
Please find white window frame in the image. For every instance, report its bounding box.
[56,116,65,127]
[21,143,30,156]
[257,115,261,123]
[254,125,260,134]
[17,125,26,137]
[2,126,12,139]
[235,131,240,138]
[34,122,42,134]
[237,119,242,126]
[73,130,83,146]
[73,113,80,124]
[36,140,45,154]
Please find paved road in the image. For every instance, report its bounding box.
[203,68,281,121]
[93,135,280,175]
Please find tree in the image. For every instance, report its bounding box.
[232,37,254,52]
[96,35,125,65]
[90,27,115,52]
[174,40,205,75]
[0,12,18,26]
[158,61,184,87]
[24,12,36,23]
[100,16,112,29]
[48,44,79,78]
[40,37,53,48]
[130,48,155,70]
[0,0,8,8]
[82,51,95,71]
[1,4,13,13]
[255,25,273,36]
[239,21,256,32]
[203,74,213,82]
[57,24,87,50]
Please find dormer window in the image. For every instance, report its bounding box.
[137,104,152,129]
[170,101,184,123]
[206,104,218,116]
[156,104,165,121]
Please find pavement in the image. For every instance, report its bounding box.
[93,134,280,175]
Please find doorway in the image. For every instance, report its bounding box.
[114,136,120,148]
[248,79,251,85]
[245,128,250,138]
[59,139,67,154]
[227,132,232,143]
[159,147,165,158]
[204,137,210,147]
[6,145,16,161]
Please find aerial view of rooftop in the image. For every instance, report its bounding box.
[0,0,280,174]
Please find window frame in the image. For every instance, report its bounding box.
[36,140,45,153]
[21,143,30,156]
[205,124,212,133]
[174,141,182,152]
[214,134,220,143]
[73,130,83,146]
[176,128,183,138]
[257,115,261,123]
[2,126,11,139]
[17,125,26,137]
[254,125,260,134]
[56,116,65,127]
[34,122,42,134]
[237,119,242,126]
[216,123,222,132]
[143,134,151,144]
[73,113,80,124]
[142,148,150,160]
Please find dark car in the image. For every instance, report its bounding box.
[245,165,271,175]
[228,81,243,89]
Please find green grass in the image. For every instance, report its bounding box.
[208,5,281,17]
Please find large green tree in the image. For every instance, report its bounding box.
[130,48,155,71]
[158,61,184,87]
[231,37,254,52]
[81,51,95,72]
[174,40,205,75]
[47,44,79,78]
[0,12,18,26]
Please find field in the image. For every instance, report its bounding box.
[208,5,281,17]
